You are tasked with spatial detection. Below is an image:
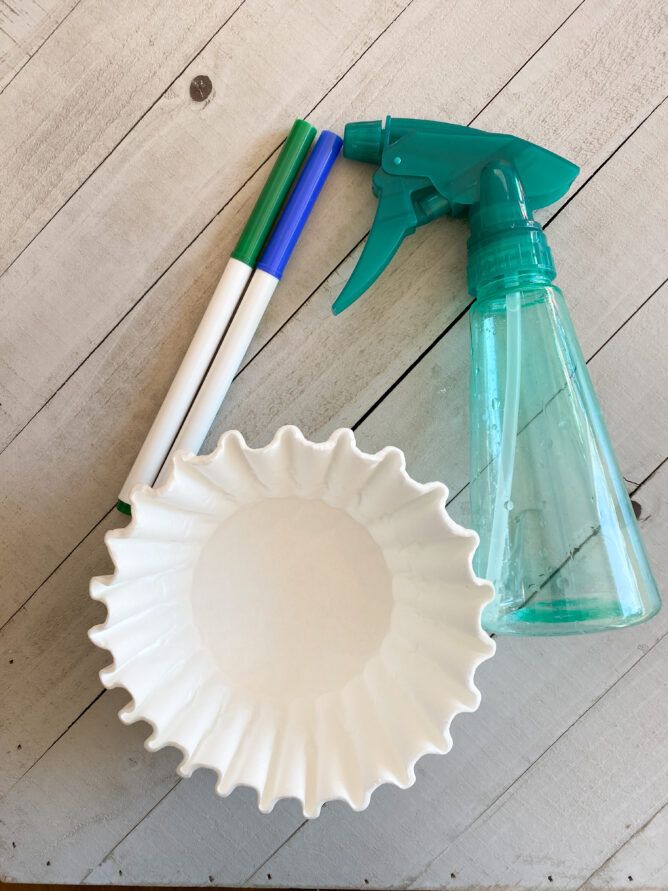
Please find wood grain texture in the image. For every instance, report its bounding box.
[4,145,666,889]
[0,0,247,271]
[141,469,665,891]
[581,801,668,890]
[2,318,666,887]
[2,5,664,788]
[409,630,668,890]
[239,466,668,891]
[0,0,598,795]
[0,0,78,91]
[0,0,414,448]
[1,0,667,885]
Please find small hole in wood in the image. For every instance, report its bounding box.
[364,880,369,885]
[208,877,214,884]
[267,874,272,880]
[118,870,123,876]
[46,861,51,866]
[12,841,16,848]
[16,744,21,750]
[628,877,633,883]
[548,876,553,883]
[9,659,13,664]
[190,75,213,102]
[451,873,456,880]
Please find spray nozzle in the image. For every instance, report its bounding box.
[332,117,579,313]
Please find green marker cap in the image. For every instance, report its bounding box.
[232,119,316,266]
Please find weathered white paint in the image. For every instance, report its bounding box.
[0,0,77,90]
[581,801,668,890]
[1,0,666,885]
[1,0,663,629]
[0,0,245,267]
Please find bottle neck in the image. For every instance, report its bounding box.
[474,270,554,302]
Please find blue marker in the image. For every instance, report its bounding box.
[154,130,342,486]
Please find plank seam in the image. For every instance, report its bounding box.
[0,0,84,96]
[5,687,105,797]
[0,0,249,280]
[549,94,668,227]
[352,95,667,440]
[404,619,668,890]
[463,0,588,124]
[61,452,668,886]
[0,508,114,634]
[0,0,417,457]
[1,5,665,875]
[1,4,662,649]
[574,796,668,891]
[79,770,183,885]
[240,819,310,888]
[588,276,668,363]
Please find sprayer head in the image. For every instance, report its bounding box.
[343,120,384,164]
[332,118,579,312]
[467,161,556,296]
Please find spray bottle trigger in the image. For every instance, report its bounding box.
[332,170,421,314]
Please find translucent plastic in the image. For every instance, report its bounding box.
[469,283,660,634]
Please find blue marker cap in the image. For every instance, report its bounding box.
[257,130,343,279]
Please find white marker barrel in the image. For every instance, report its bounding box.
[154,269,279,487]
[118,257,252,505]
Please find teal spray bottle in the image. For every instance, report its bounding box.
[333,117,661,635]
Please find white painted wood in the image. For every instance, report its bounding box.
[0,0,664,804]
[1,0,667,886]
[0,0,244,269]
[1,270,662,819]
[0,0,660,631]
[81,467,668,888]
[0,0,77,91]
[0,0,414,448]
[0,687,305,885]
[409,613,668,888]
[581,801,668,890]
[3,466,662,887]
[0,0,606,792]
[240,465,668,890]
[119,257,252,502]
[3,204,665,887]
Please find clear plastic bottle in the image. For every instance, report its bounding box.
[469,278,661,634]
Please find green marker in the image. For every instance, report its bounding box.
[118,119,315,514]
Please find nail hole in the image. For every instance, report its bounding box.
[628,877,633,883]
[631,500,642,519]
[364,881,369,886]
[46,861,51,866]
[12,842,16,848]
[267,875,272,881]
[118,870,123,876]
[208,877,214,884]
[190,74,213,102]
[451,873,456,880]
[548,877,553,883]
[9,659,14,664]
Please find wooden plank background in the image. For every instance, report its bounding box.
[0,0,666,886]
